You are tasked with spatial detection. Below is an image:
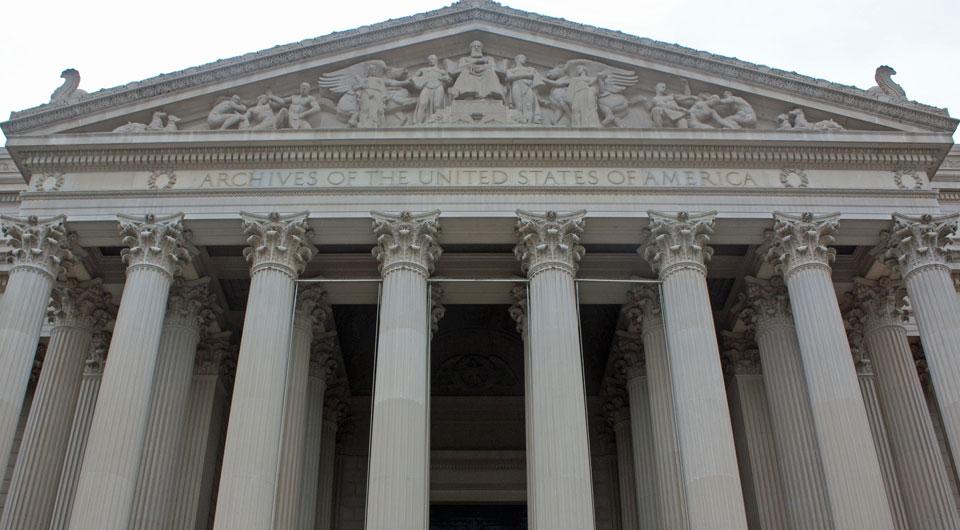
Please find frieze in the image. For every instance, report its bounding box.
[30,166,934,193]
[3,1,952,134]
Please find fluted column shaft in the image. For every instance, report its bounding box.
[858,370,910,530]
[862,319,960,528]
[611,410,639,530]
[130,282,207,530]
[365,210,440,530]
[0,291,100,530]
[639,311,688,530]
[516,210,595,530]
[213,211,315,530]
[314,417,338,530]
[274,313,313,529]
[169,361,227,530]
[0,215,70,478]
[47,362,103,530]
[743,276,832,530]
[296,375,328,530]
[625,375,658,530]
[768,212,895,530]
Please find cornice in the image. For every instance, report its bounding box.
[2,1,954,135]
[8,136,948,175]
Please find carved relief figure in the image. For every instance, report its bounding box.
[207,95,247,130]
[410,55,451,124]
[867,65,907,101]
[687,93,733,129]
[319,60,415,128]
[505,54,544,124]
[113,111,180,133]
[545,60,639,127]
[49,68,88,104]
[717,90,757,128]
[777,108,844,131]
[446,40,506,101]
[240,93,286,130]
[275,82,321,129]
[648,82,692,128]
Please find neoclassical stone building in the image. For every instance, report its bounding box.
[1,2,959,530]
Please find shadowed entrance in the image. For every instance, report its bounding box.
[430,504,527,530]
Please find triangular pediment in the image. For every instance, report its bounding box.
[3,0,956,137]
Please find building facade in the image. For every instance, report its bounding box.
[1,1,959,529]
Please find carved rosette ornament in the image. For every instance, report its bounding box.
[194,331,232,376]
[720,331,762,375]
[241,211,316,278]
[48,278,113,331]
[514,210,586,277]
[371,210,442,277]
[740,276,792,335]
[765,212,839,279]
[508,284,527,335]
[1,214,73,280]
[852,276,908,333]
[640,211,716,278]
[882,213,960,281]
[118,213,194,279]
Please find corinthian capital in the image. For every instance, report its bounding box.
[294,285,328,332]
[721,331,762,376]
[84,332,110,376]
[1,214,73,279]
[852,276,908,333]
[508,284,527,335]
[640,211,715,278]
[514,210,586,277]
[740,276,792,333]
[241,211,316,278]
[612,332,645,380]
[48,278,113,330]
[371,210,442,277]
[882,212,959,279]
[430,284,446,337]
[765,212,839,278]
[625,284,662,331]
[310,337,339,382]
[166,277,213,327]
[195,331,232,375]
[119,213,195,279]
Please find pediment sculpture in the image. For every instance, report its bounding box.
[110,41,848,133]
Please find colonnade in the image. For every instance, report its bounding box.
[0,209,958,530]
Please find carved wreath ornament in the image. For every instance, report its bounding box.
[147,170,177,190]
[893,170,923,190]
[779,169,808,188]
[32,173,65,192]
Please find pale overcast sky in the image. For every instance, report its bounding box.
[1,0,958,141]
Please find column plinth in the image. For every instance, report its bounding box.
[364,210,441,530]
[0,215,72,478]
[766,212,895,530]
[213,211,316,530]
[0,280,111,530]
[849,276,960,529]
[68,213,193,530]
[130,278,216,530]
[882,212,960,470]
[640,210,748,530]
[740,276,832,530]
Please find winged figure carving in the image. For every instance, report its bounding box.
[543,59,640,127]
[318,60,416,127]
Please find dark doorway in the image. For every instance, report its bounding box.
[429,504,527,530]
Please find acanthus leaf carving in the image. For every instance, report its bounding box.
[740,275,792,336]
[720,331,762,375]
[881,212,959,279]
[309,334,339,382]
[166,277,213,328]
[851,276,908,333]
[240,211,316,278]
[507,283,527,335]
[118,213,195,279]
[430,284,446,337]
[640,210,716,277]
[371,210,442,277]
[294,285,328,334]
[514,209,586,277]
[195,331,232,376]
[765,212,839,278]
[1,214,74,280]
[48,278,113,331]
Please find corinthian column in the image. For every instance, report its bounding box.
[130,279,215,530]
[626,286,688,530]
[514,210,595,530]
[740,276,831,530]
[720,333,788,530]
[0,215,72,477]
[765,212,894,530]
[850,277,960,529]
[274,286,326,530]
[314,400,344,530]
[364,210,441,530]
[604,396,639,530]
[0,281,110,530]
[213,211,316,530]
[639,211,748,530]
[169,332,231,530]
[882,212,960,468]
[297,339,337,530]
[68,213,193,530]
